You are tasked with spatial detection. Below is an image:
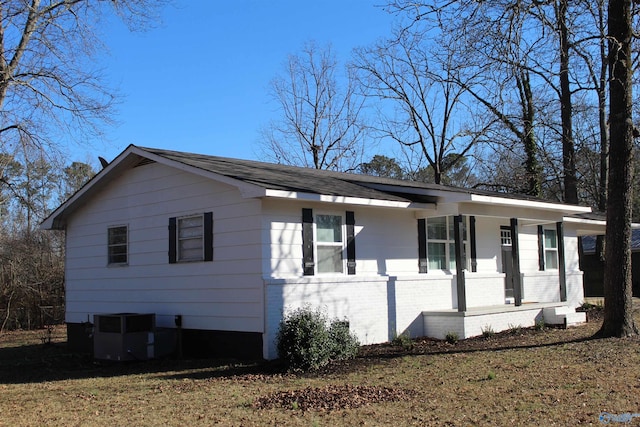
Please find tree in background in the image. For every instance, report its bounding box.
[0,0,165,331]
[358,155,404,179]
[600,0,637,338]
[0,0,167,184]
[353,27,492,185]
[0,154,93,331]
[260,41,368,171]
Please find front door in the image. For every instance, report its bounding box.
[500,227,514,299]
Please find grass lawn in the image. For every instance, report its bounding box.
[0,305,639,426]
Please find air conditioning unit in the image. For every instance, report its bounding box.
[93,313,156,361]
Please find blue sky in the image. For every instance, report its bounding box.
[90,1,398,164]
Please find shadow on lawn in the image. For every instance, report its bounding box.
[0,340,272,385]
[0,316,626,385]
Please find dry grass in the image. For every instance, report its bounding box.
[0,306,639,426]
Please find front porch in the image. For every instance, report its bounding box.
[422,302,586,340]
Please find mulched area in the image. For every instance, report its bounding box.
[253,304,612,411]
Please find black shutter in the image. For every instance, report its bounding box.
[556,221,567,302]
[169,217,177,264]
[346,211,356,275]
[302,208,314,275]
[204,212,213,262]
[470,216,477,272]
[537,225,545,271]
[418,218,427,273]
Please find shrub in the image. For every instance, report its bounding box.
[535,319,546,331]
[445,331,459,344]
[481,324,495,338]
[507,323,523,335]
[328,320,360,361]
[391,332,414,350]
[276,307,359,371]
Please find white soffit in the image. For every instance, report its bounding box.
[263,189,435,209]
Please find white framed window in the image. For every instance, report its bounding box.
[544,229,558,269]
[178,215,204,261]
[315,214,344,274]
[108,225,128,265]
[500,228,512,246]
[426,216,467,271]
[169,212,213,264]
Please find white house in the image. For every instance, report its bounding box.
[41,145,606,360]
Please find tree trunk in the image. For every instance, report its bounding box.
[600,0,637,338]
[558,0,578,204]
[518,70,541,197]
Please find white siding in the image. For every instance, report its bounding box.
[262,200,421,277]
[65,162,264,332]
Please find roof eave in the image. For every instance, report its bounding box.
[263,189,436,209]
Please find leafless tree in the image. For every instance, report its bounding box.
[353,27,493,185]
[259,41,368,171]
[0,0,167,173]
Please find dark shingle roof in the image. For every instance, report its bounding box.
[138,146,569,206]
[139,146,437,203]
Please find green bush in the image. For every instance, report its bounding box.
[276,307,359,371]
[329,320,360,360]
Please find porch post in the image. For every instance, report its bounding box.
[510,218,523,306]
[556,221,567,302]
[454,215,467,312]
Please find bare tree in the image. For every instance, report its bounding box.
[353,28,492,185]
[0,0,167,174]
[600,0,637,338]
[260,41,367,171]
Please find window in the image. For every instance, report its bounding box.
[316,214,344,273]
[169,212,213,263]
[425,216,467,271]
[544,229,558,269]
[500,228,512,246]
[302,209,355,276]
[178,215,204,261]
[108,226,128,265]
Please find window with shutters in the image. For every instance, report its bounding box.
[316,214,344,274]
[543,229,558,270]
[108,225,128,265]
[169,212,213,263]
[302,209,355,276]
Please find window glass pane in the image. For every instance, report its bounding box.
[178,215,204,261]
[428,242,446,270]
[447,216,467,241]
[108,226,127,264]
[179,217,203,238]
[317,215,342,243]
[317,245,343,273]
[109,227,127,244]
[500,229,512,246]
[108,247,127,264]
[544,229,557,248]
[448,242,467,270]
[427,217,447,240]
[545,250,558,269]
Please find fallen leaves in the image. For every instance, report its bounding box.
[253,384,416,411]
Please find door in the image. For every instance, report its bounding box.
[500,227,514,299]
